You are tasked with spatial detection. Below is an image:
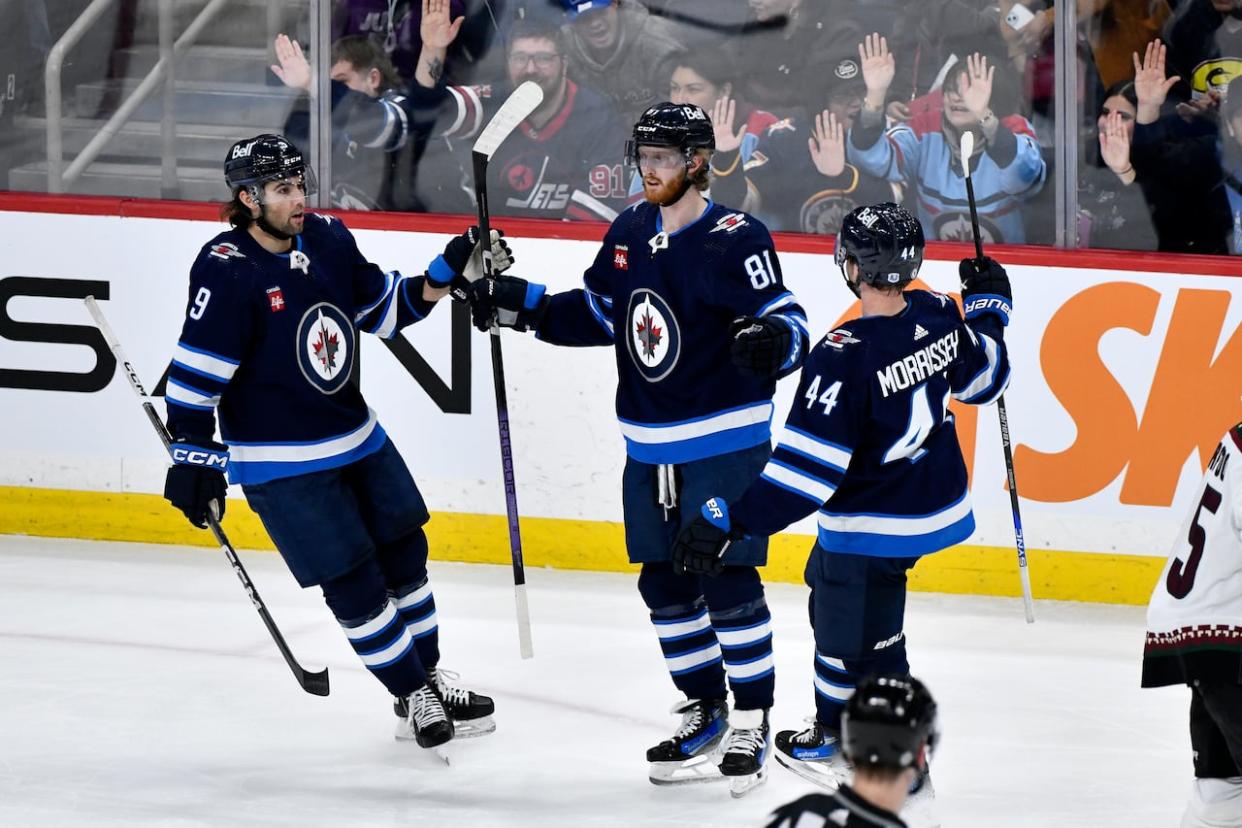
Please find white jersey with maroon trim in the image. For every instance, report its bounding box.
[1143,423,1242,687]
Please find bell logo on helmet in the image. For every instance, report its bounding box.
[857,207,880,228]
[231,141,255,160]
[682,106,708,120]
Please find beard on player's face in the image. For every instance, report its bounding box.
[642,167,688,205]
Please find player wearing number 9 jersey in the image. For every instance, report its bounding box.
[1144,423,1242,828]
[669,202,1011,800]
[469,102,808,794]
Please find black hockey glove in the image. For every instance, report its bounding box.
[672,498,744,577]
[163,439,229,529]
[730,315,794,377]
[468,275,549,333]
[428,226,515,298]
[960,257,1012,327]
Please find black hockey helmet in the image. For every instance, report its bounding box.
[834,202,924,297]
[223,133,317,202]
[625,102,715,169]
[841,674,939,771]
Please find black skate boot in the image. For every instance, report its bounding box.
[719,707,771,798]
[773,718,849,790]
[646,698,729,785]
[395,682,454,749]
[429,668,495,737]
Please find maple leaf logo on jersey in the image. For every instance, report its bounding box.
[710,212,748,234]
[313,319,341,372]
[614,244,629,270]
[636,310,663,359]
[208,242,245,261]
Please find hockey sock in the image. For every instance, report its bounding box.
[649,601,728,700]
[393,577,440,671]
[322,561,427,696]
[710,597,775,711]
[812,651,854,730]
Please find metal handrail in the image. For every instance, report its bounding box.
[45,0,232,193]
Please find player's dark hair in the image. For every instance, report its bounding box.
[506,16,566,56]
[331,34,401,93]
[222,190,255,230]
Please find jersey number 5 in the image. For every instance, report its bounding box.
[1166,483,1222,599]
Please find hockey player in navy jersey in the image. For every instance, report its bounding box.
[469,102,809,795]
[162,133,508,751]
[670,202,1011,797]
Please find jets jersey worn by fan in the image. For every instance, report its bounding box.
[536,200,809,464]
[165,213,437,485]
[730,290,1010,556]
[1143,423,1242,688]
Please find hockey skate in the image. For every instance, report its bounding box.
[718,708,771,798]
[773,719,850,791]
[646,698,729,786]
[394,682,454,750]
[394,668,495,738]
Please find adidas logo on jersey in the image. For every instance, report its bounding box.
[914,324,929,341]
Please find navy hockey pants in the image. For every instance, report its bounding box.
[805,546,920,730]
[243,438,439,697]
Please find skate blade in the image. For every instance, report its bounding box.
[727,766,767,799]
[648,754,727,786]
[450,716,496,738]
[773,751,848,792]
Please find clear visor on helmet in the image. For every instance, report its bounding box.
[624,141,686,170]
[248,168,318,204]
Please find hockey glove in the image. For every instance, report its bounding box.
[163,439,229,529]
[428,226,515,299]
[960,257,1012,327]
[730,315,793,377]
[672,498,744,577]
[468,275,549,333]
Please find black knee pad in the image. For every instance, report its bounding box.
[375,528,430,593]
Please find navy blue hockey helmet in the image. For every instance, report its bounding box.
[625,102,715,169]
[224,134,317,202]
[841,674,939,771]
[834,202,924,297]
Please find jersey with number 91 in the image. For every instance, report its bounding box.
[730,289,1009,557]
[1144,423,1242,687]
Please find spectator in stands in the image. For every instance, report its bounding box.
[408,13,631,220]
[332,0,498,85]
[559,0,686,122]
[1163,0,1242,104]
[1081,0,1173,91]
[1129,39,1231,253]
[710,53,894,234]
[1078,80,1159,249]
[643,0,753,51]
[848,34,1046,244]
[668,50,778,169]
[727,0,864,114]
[273,34,412,210]
[1220,76,1242,252]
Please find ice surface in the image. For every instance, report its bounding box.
[0,536,1186,827]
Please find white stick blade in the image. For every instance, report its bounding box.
[958,130,974,178]
[514,582,534,659]
[473,81,544,159]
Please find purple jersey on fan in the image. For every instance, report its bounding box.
[332,0,466,82]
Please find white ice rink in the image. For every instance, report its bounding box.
[0,536,1187,827]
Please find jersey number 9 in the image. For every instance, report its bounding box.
[189,287,212,320]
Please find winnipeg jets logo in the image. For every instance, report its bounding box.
[208,242,245,261]
[295,303,354,394]
[626,289,681,382]
[710,212,748,234]
[824,328,861,350]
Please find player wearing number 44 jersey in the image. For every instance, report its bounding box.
[163,134,507,752]
[470,102,809,797]
[1144,422,1242,828]
[671,202,1011,812]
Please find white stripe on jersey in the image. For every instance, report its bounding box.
[777,426,852,471]
[619,402,773,445]
[165,377,221,410]
[173,343,239,382]
[762,460,836,504]
[817,492,972,537]
[229,410,378,464]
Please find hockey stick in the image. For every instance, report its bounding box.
[83,296,332,694]
[958,131,1036,624]
[471,80,544,659]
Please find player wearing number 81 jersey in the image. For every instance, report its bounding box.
[670,202,1010,805]
[1143,422,1242,828]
